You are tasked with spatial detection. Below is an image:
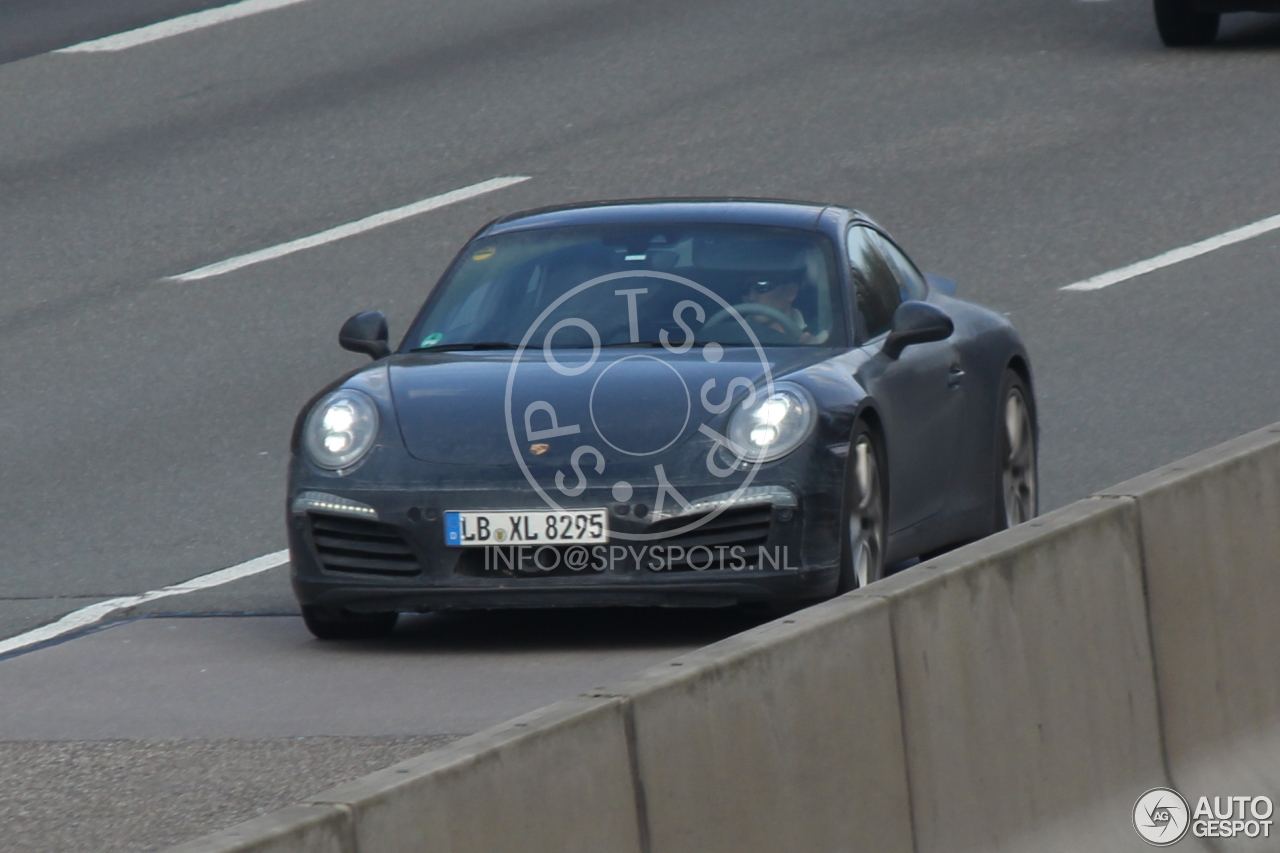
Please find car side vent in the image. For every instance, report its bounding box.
[307,513,420,576]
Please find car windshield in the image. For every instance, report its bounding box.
[405,222,845,350]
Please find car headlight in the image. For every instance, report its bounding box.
[726,383,815,463]
[303,389,379,470]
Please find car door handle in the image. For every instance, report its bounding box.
[948,363,965,388]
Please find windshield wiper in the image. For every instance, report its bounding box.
[413,340,754,353]
[600,340,752,348]
[410,342,520,353]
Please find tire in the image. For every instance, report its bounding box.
[1154,0,1219,46]
[994,369,1038,530]
[837,423,887,593]
[301,605,398,640]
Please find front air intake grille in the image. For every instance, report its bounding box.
[645,504,774,571]
[307,513,421,576]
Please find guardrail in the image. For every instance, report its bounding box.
[171,421,1280,853]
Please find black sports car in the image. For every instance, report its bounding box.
[287,199,1038,639]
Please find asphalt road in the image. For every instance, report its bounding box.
[0,0,1278,849]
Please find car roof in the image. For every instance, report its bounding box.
[481,198,838,236]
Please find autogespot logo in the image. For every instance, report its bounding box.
[1134,788,1191,846]
[503,270,773,542]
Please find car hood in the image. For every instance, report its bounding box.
[387,348,827,468]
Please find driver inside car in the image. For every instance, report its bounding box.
[743,277,828,344]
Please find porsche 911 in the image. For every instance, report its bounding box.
[287,199,1038,639]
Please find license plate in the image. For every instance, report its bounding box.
[444,509,608,546]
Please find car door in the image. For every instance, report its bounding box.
[847,225,962,539]
[875,232,989,528]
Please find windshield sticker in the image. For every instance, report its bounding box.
[419,332,444,348]
[472,246,497,261]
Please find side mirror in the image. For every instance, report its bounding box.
[883,301,953,360]
[339,311,390,360]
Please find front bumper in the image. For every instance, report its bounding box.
[288,478,843,611]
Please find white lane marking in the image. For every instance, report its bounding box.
[167,176,531,282]
[0,549,288,658]
[57,0,313,53]
[1062,211,1280,291]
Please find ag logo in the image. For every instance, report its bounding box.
[1134,787,1190,846]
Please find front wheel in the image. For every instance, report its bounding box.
[1154,0,1219,46]
[301,605,398,640]
[837,424,887,592]
[996,370,1038,529]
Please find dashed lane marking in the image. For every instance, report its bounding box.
[1062,211,1280,291]
[166,176,531,282]
[0,550,288,659]
[57,0,313,53]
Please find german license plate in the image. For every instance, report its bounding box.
[444,509,608,546]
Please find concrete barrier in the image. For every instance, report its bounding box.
[857,497,1191,853]
[167,422,1280,853]
[312,695,642,853]
[605,594,913,853]
[168,804,351,853]
[171,695,644,853]
[1100,424,1280,850]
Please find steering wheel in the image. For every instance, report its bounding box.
[701,303,804,342]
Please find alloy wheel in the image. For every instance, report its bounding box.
[848,434,885,588]
[1002,389,1037,527]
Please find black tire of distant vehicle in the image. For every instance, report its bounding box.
[302,604,398,640]
[994,368,1039,531]
[1154,0,1220,45]
[837,422,887,592]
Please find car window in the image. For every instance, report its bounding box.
[869,232,928,301]
[846,226,901,339]
[407,223,846,349]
